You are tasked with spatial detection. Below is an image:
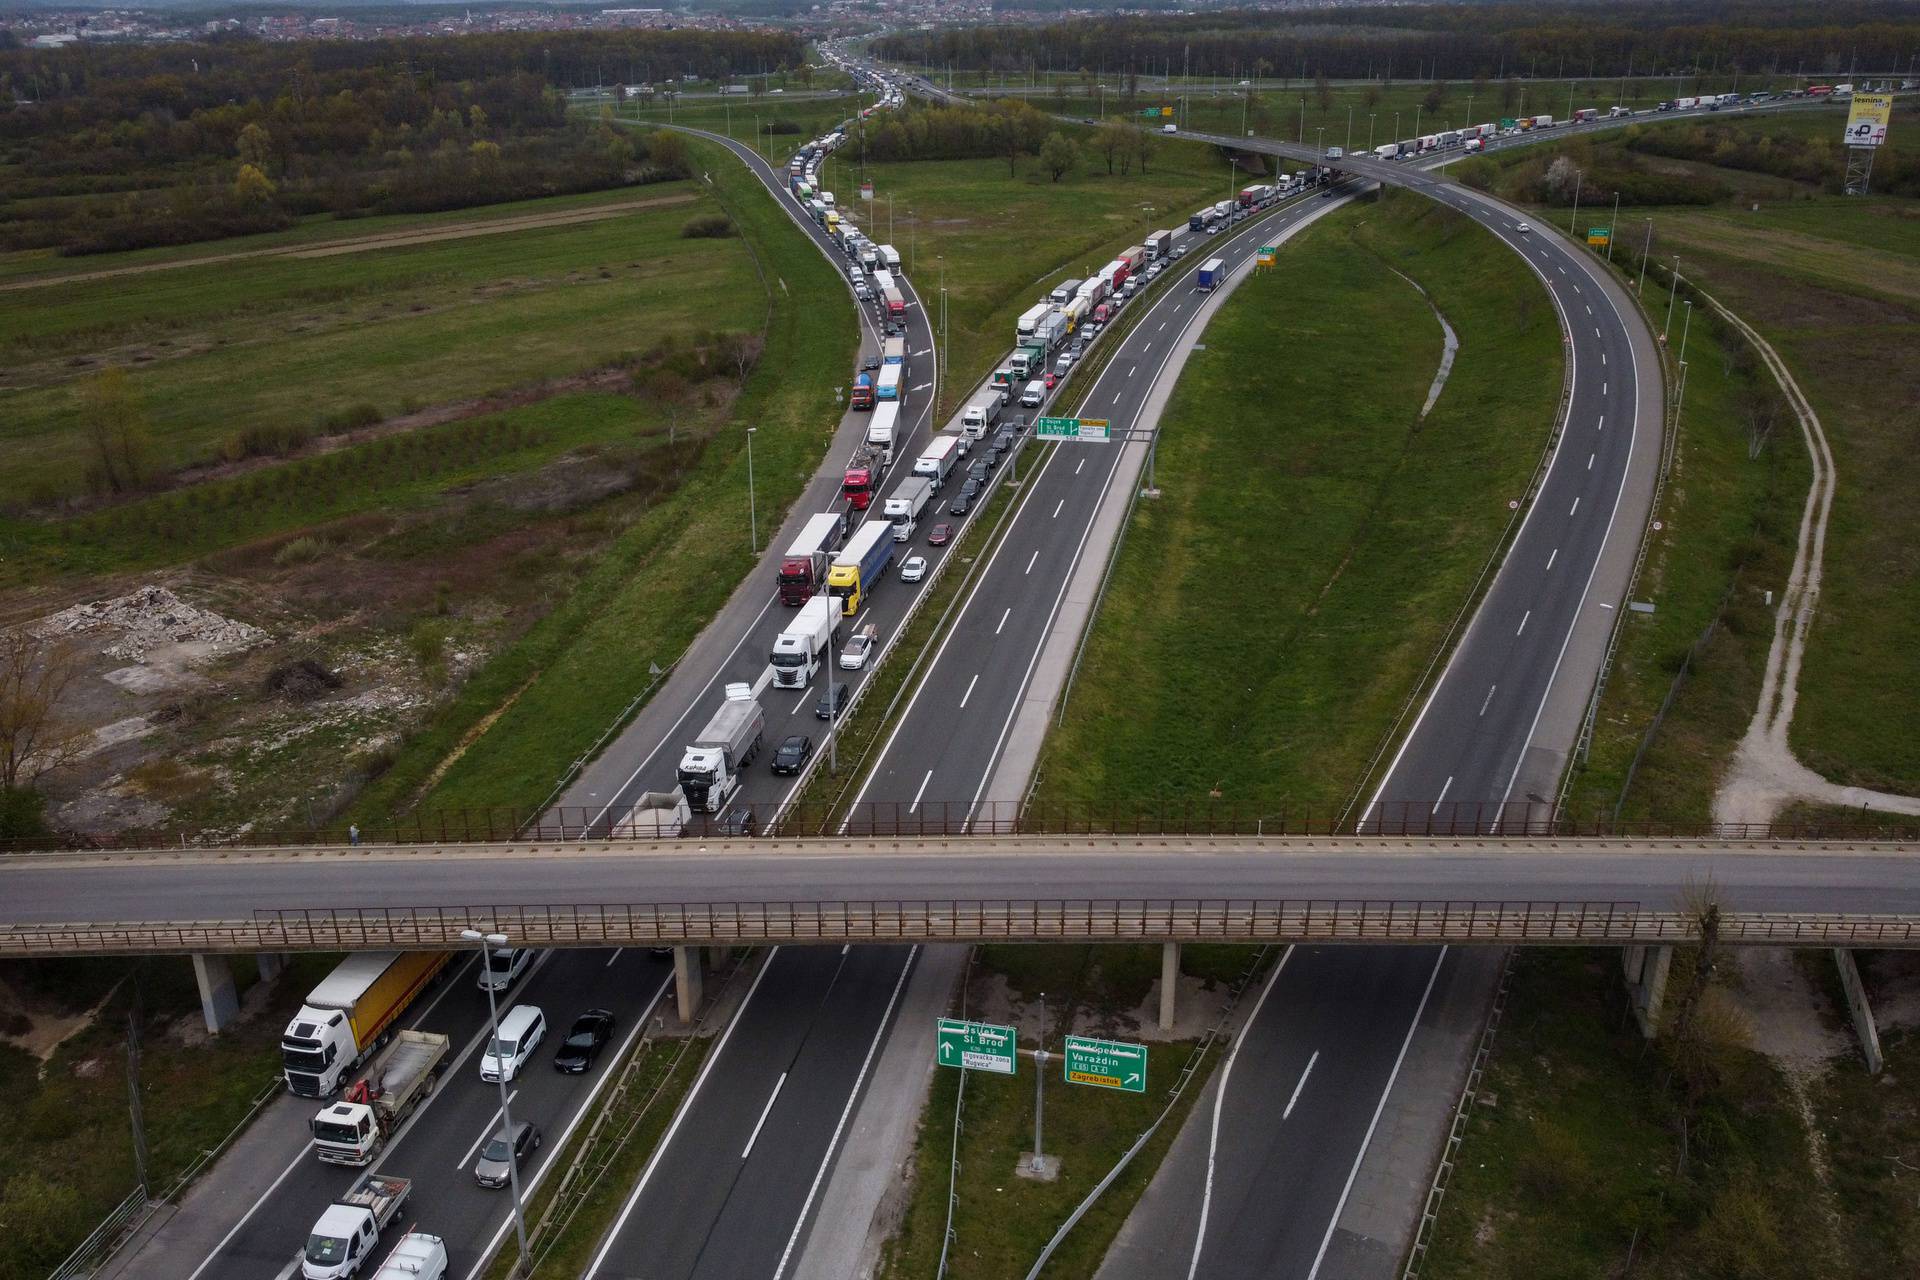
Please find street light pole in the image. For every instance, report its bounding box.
[462,929,530,1278]
[746,427,758,552]
[1345,103,1354,151]
[1607,191,1620,263]
[1639,218,1653,293]
[1665,254,1681,339]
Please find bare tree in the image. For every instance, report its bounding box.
[0,629,85,791]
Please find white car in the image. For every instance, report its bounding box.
[840,627,876,669]
[900,555,928,583]
[1515,222,1532,234]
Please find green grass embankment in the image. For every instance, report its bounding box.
[1031,186,1557,814]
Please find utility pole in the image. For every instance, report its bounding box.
[1607,191,1620,263]
[1665,255,1681,339]
[1569,169,1582,237]
[1638,218,1653,292]
[745,427,758,552]
[463,929,531,1277]
[125,1012,150,1201]
[1345,103,1354,151]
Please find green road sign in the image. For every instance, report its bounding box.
[937,1018,1017,1075]
[1063,1034,1147,1092]
[1037,416,1113,443]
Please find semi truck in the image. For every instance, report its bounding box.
[961,390,1004,439]
[303,1175,412,1280]
[876,363,903,402]
[864,400,899,464]
[827,520,896,615]
[777,511,846,604]
[1062,295,1091,331]
[1188,207,1211,231]
[1078,275,1111,305]
[310,1030,450,1166]
[850,373,874,410]
[1049,278,1084,305]
[1016,302,1052,340]
[1197,257,1226,291]
[282,952,451,1097]
[873,269,896,293]
[881,287,906,320]
[883,475,934,541]
[843,450,884,511]
[883,336,906,364]
[678,684,765,812]
[879,243,901,269]
[913,435,961,489]
[771,594,841,687]
[1119,245,1147,273]
[1573,107,1599,123]
[1375,142,1400,159]
[1146,230,1175,259]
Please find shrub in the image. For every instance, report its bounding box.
[221,421,313,463]
[680,213,736,239]
[273,536,326,566]
[316,403,383,434]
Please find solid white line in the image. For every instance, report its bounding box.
[771,946,919,1280]
[1025,549,1039,575]
[1546,547,1559,571]
[1187,948,1293,1280]
[996,607,1011,635]
[1306,948,1448,1280]
[584,952,780,1279]
[741,1072,788,1159]
[1516,610,1531,635]
[456,1090,518,1170]
[959,673,979,708]
[908,769,933,813]
[1431,776,1453,814]
[1478,684,1497,717]
[1281,1050,1320,1120]
[185,1138,319,1280]
[1570,496,1581,516]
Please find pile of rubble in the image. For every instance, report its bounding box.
[37,586,269,664]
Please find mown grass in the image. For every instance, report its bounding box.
[0,953,339,1280]
[355,132,858,814]
[1,188,748,506]
[1032,186,1556,812]
[1423,948,1831,1280]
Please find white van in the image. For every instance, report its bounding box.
[480,1005,545,1083]
[477,946,532,992]
[373,1233,448,1280]
[1019,381,1046,409]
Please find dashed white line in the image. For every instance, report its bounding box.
[959,674,979,708]
[1516,610,1531,636]
[605,948,624,968]
[1159,320,1168,332]
[1112,391,1123,407]
[1075,458,1086,475]
[1052,499,1064,518]
[1597,414,1605,431]
[1432,775,1454,813]
[1603,381,1609,395]
[1584,304,1592,315]
[996,607,1011,635]
[1478,684,1497,717]
[1587,452,1595,470]
[741,1072,788,1159]
[1569,496,1581,516]
[1128,364,1137,378]
[908,769,933,813]
[1282,1050,1320,1120]
[1025,549,1039,575]
[456,1090,519,1170]
[1546,547,1559,570]
[1142,341,1154,352]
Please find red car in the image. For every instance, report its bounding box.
[927,522,954,546]
[1045,372,1059,389]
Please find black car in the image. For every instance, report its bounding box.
[991,429,1017,456]
[958,477,982,502]
[948,490,974,517]
[711,805,757,837]
[968,458,991,483]
[771,734,814,775]
[861,354,881,371]
[816,681,851,720]
[554,1009,615,1073]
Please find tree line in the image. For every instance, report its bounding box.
[0,30,800,254]
[879,2,1919,84]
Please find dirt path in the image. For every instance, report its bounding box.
[1706,289,1920,826]
[1,192,698,293]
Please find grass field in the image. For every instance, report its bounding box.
[1032,186,1557,812]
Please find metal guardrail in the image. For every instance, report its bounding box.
[7,900,1919,956]
[48,1186,147,1280]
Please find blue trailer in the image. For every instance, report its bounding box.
[1196,257,1226,291]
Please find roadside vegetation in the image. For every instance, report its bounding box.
[1032,187,1556,816]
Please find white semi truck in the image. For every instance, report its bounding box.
[884,475,934,541]
[913,436,961,490]
[310,1029,450,1165]
[677,683,766,813]
[282,952,451,1097]
[771,594,841,688]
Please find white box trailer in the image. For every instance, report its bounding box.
[678,684,765,813]
[913,435,961,489]
[1016,301,1052,339]
[883,475,934,541]
[771,594,841,688]
[962,390,1004,439]
[865,401,900,462]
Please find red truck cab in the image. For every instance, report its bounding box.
[842,466,877,510]
[851,375,874,410]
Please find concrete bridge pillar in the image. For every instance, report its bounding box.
[673,946,705,1026]
[1621,944,1671,1039]
[255,953,288,983]
[1832,949,1884,1075]
[1158,942,1181,1032]
[192,954,240,1035]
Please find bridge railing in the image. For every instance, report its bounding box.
[6,799,1916,854]
[3,900,1917,956]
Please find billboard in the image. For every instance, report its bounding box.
[1844,94,1893,148]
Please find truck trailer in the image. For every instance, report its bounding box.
[310,1030,450,1165]
[827,520,896,615]
[1016,302,1052,340]
[962,390,1004,439]
[875,363,903,402]
[1196,257,1226,291]
[771,594,842,687]
[864,401,899,465]
[913,435,962,489]
[883,474,934,541]
[678,684,765,812]
[1146,230,1175,260]
[777,511,847,605]
[1049,278,1084,305]
[282,953,451,1097]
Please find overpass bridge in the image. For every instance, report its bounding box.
[4,835,1916,955]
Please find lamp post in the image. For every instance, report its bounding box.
[1664,254,1681,340]
[745,427,758,553]
[1367,112,1376,150]
[1607,191,1620,263]
[1638,218,1653,293]
[1345,103,1354,151]
[461,928,530,1278]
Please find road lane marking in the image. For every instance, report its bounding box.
[456,1090,520,1169]
[1142,341,1153,352]
[1112,391,1123,406]
[1547,547,1559,570]
[1570,496,1581,516]
[1479,684,1497,717]
[605,948,624,968]
[1602,351,1607,365]
[996,607,1011,634]
[1603,381,1609,395]
[1517,610,1531,635]
[1282,1050,1320,1120]
[1599,601,1615,610]
[1128,364,1137,378]
[1585,304,1592,315]
[960,674,979,708]
[908,769,933,813]
[1052,499,1064,518]
[1432,776,1453,814]
[1598,414,1605,430]
[1025,549,1039,575]
[741,1072,788,1159]
[1075,458,1086,475]
[1159,320,1168,331]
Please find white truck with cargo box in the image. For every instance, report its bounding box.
[310,1030,450,1165]
[878,243,901,269]
[372,1233,447,1280]
[771,594,841,688]
[962,390,1004,439]
[303,1175,412,1280]
[865,401,900,463]
[1049,278,1084,305]
[883,474,934,541]
[1146,230,1175,259]
[913,436,962,489]
[677,683,765,813]
[283,952,451,1097]
[1015,301,1052,340]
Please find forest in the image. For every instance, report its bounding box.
[0,29,804,254]
[879,2,1920,83]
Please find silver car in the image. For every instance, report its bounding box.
[474,1120,541,1189]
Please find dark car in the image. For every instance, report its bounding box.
[958,477,982,502]
[473,1120,541,1188]
[816,681,851,720]
[554,1009,616,1073]
[948,490,974,517]
[711,805,757,837]
[927,522,954,546]
[771,734,814,775]
[991,429,1017,456]
[968,458,991,483]
[861,353,881,371]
